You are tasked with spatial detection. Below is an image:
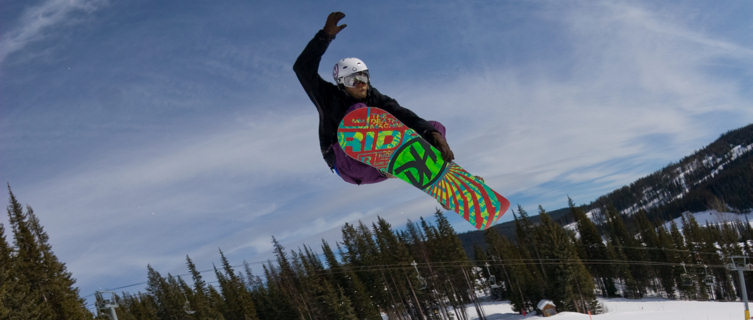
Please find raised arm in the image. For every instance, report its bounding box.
[293,12,348,114]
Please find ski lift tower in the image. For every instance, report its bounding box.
[728,256,752,320]
[95,291,119,320]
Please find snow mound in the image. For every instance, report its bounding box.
[468,297,744,320]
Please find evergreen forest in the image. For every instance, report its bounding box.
[107,203,753,320]
[4,186,753,320]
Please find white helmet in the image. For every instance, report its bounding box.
[333,57,369,87]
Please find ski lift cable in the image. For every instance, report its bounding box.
[90,256,738,300]
[86,244,744,299]
[83,258,270,298]
[610,244,732,257]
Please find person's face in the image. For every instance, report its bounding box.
[344,79,368,99]
[342,71,369,99]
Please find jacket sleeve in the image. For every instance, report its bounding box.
[373,89,440,141]
[293,30,338,114]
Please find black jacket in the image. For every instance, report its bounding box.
[294,30,439,169]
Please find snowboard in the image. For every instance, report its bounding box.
[337,106,510,230]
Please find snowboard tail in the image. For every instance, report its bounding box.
[337,106,509,229]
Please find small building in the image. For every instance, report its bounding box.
[537,299,557,317]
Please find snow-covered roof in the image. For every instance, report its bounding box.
[537,299,555,310]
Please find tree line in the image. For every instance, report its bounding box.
[479,199,751,314]
[3,186,753,319]
[110,200,753,319]
[112,212,484,319]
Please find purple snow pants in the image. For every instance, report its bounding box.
[332,104,446,185]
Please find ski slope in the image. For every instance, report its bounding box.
[467,297,744,320]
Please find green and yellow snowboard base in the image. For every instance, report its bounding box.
[337,106,509,230]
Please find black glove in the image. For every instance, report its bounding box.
[431,131,455,162]
[324,12,347,36]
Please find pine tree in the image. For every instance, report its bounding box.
[206,286,226,319]
[688,218,718,301]
[434,211,469,265]
[569,199,617,297]
[680,215,706,299]
[0,223,12,319]
[373,216,426,319]
[484,227,542,313]
[256,264,296,320]
[5,188,93,319]
[669,221,696,299]
[534,208,596,313]
[292,247,327,319]
[427,211,474,314]
[117,292,158,320]
[634,210,661,293]
[317,281,359,320]
[322,240,342,285]
[25,205,91,319]
[298,244,360,320]
[341,222,390,313]
[656,226,678,298]
[6,189,52,319]
[717,224,743,300]
[514,206,547,281]
[321,240,379,319]
[184,255,217,319]
[604,205,648,298]
[146,265,185,319]
[215,250,258,320]
[272,236,311,319]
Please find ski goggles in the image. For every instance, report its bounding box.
[341,71,369,88]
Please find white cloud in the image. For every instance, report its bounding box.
[386,1,752,210]
[0,0,107,64]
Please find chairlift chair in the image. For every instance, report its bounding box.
[416,275,428,290]
[680,262,694,287]
[702,265,714,287]
[681,273,694,287]
[182,293,196,315]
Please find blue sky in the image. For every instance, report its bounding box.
[1,0,751,309]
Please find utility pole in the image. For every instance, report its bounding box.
[95,291,119,320]
[408,261,426,320]
[728,256,752,320]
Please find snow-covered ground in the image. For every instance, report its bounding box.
[662,210,753,231]
[467,297,745,320]
[565,209,753,235]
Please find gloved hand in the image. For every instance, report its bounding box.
[431,132,455,162]
[324,12,347,36]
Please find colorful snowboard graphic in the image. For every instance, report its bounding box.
[337,106,510,230]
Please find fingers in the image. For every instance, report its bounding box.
[441,142,454,162]
[328,11,345,23]
[443,147,455,162]
[324,12,347,36]
[432,131,454,162]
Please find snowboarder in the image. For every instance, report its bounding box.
[294,11,455,185]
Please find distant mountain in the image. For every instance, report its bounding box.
[460,123,753,250]
[591,123,753,218]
